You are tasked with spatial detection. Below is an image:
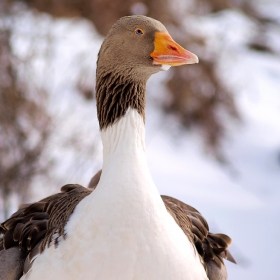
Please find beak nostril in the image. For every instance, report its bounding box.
[168,45,178,52]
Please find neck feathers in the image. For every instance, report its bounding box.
[101,108,146,161]
[96,70,146,129]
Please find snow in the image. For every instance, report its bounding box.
[6,6,280,280]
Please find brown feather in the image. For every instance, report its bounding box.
[13,223,25,242]
[88,170,102,189]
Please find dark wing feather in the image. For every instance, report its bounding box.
[162,195,236,280]
[0,184,92,279]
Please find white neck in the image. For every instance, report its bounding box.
[100,108,152,190]
[101,108,146,165]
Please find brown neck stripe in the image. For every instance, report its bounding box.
[96,70,146,129]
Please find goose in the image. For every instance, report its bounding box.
[0,15,235,280]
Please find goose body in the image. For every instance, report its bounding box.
[0,15,234,280]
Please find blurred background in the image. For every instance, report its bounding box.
[1,0,280,279]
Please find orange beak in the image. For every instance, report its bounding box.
[150,32,199,66]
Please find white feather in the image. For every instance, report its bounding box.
[161,64,171,71]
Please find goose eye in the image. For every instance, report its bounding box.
[134,28,144,35]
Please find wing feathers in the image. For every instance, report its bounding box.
[162,195,235,279]
[0,184,91,278]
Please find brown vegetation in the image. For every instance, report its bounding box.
[0,1,51,218]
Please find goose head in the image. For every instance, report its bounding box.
[97,15,198,80]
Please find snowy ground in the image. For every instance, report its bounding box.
[8,7,280,280]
